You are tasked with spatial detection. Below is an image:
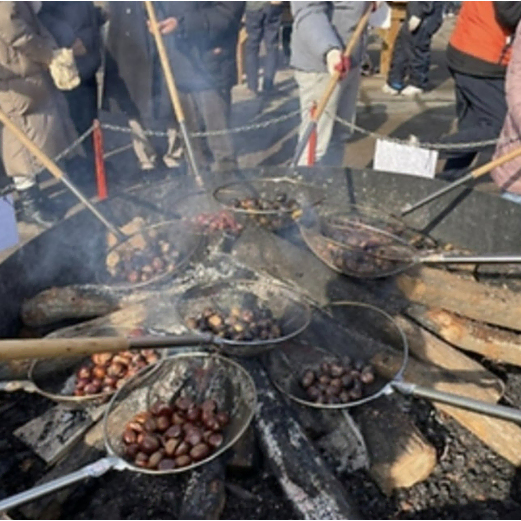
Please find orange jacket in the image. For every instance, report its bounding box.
[449,1,513,67]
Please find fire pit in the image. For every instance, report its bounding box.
[2,167,521,519]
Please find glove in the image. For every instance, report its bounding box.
[49,48,80,91]
[326,48,350,79]
[408,15,422,33]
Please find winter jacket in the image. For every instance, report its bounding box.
[158,2,245,92]
[38,1,103,81]
[446,1,521,78]
[290,1,369,73]
[491,21,521,194]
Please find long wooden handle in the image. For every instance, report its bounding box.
[471,144,521,179]
[314,5,372,122]
[0,337,130,361]
[144,1,185,123]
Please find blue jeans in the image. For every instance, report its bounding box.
[245,4,283,92]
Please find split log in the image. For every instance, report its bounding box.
[372,350,521,466]
[244,361,360,520]
[392,313,504,398]
[406,305,521,367]
[354,395,437,495]
[180,457,226,520]
[396,267,521,332]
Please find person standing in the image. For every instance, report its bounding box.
[38,2,105,166]
[438,1,521,176]
[153,2,245,175]
[244,1,284,96]
[382,2,444,96]
[291,1,370,166]
[0,1,80,227]
[103,2,183,171]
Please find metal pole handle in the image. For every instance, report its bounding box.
[0,380,37,393]
[421,254,521,265]
[393,381,521,424]
[0,457,118,513]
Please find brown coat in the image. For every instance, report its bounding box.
[0,2,75,178]
[491,21,521,194]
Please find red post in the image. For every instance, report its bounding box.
[93,119,108,200]
[307,102,317,166]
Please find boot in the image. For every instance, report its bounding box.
[17,185,60,228]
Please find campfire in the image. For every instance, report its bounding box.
[2,169,521,519]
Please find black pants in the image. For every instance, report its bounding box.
[441,71,507,172]
[388,5,443,89]
[180,88,237,174]
[63,77,98,158]
[245,4,283,92]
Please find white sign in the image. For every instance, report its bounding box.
[374,139,438,179]
[0,194,19,253]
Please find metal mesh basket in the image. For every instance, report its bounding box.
[104,353,257,474]
[99,220,201,289]
[213,177,325,231]
[176,279,311,356]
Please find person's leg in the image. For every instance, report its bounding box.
[163,127,184,168]
[262,3,283,92]
[197,89,237,173]
[386,22,409,91]
[294,70,342,166]
[245,9,264,93]
[128,119,158,170]
[408,8,443,89]
[442,73,506,172]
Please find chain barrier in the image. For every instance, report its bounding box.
[100,108,301,139]
[330,112,501,151]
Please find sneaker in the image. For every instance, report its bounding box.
[401,85,424,97]
[139,160,156,171]
[382,83,401,95]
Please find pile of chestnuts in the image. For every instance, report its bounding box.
[122,397,229,470]
[230,192,299,229]
[192,210,243,234]
[186,303,282,342]
[106,235,179,285]
[74,349,159,397]
[299,359,375,405]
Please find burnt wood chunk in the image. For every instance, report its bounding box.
[180,456,226,520]
[21,286,123,327]
[245,361,360,520]
[394,313,504,398]
[397,267,521,332]
[406,304,521,367]
[373,350,521,466]
[226,425,257,473]
[354,395,437,495]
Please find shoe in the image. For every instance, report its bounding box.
[17,185,61,228]
[139,160,156,171]
[382,83,401,95]
[163,154,182,168]
[401,85,424,97]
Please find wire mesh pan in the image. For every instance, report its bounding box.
[267,301,408,409]
[99,220,202,289]
[213,177,326,231]
[297,205,437,279]
[1,327,163,406]
[176,279,312,356]
[0,353,257,512]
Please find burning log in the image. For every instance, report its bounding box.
[244,361,360,520]
[355,395,437,495]
[180,457,226,520]
[372,350,521,466]
[397,267,521,332]
[406,305,521,367]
